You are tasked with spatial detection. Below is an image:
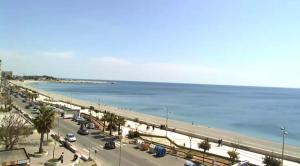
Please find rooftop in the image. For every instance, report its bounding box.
[0,148,30,165]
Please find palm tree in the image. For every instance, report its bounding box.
[32,93,38,101]
[107,113,117,135]
[116,116,126,135]
[89,106,94,122]
[33,107,55,153]
[101,112,109,132]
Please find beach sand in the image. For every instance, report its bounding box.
[11,80,300,162]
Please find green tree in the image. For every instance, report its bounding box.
[115,116,126,135]
[33,107,55,153]
[227,150,239,164]
[107,113,117,135]
[263,155,281,166]
[198,139,211,163]
[89,106,94,122]
[101,112,109,132]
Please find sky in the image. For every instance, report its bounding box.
[1,0,300,88]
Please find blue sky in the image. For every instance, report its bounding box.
[1,0,300,87]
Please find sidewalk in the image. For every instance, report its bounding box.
[18,131,81,166]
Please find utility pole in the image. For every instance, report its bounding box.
[281,127,288,166]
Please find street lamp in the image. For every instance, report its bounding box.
[119,129,123,166]
[281,126,288,166]
[165,107,169,137]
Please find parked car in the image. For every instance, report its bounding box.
[33,105,40,109]
[87,122,95,129]
[77,117,86,125]
[32,108,40,114]
[154,146,166,157]
[65,133,77,142]
[104,141,116,149]
[78,124,89,135]
[22,99,26,103]
[184,160,200,166]
[25,105,31,109]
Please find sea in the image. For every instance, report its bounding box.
[29,81,300,146]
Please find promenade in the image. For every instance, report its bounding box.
[11,80,300,165]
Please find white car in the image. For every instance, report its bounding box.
[32,108,40,114]
[65,133,76,142]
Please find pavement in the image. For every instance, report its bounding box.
[17,128,81,166]
[12,95,186,166]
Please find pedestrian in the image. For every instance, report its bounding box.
[72,153,78,161]
[218,139,221,147]
[59,152,64,163]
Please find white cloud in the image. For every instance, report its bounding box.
[89,56,131,65]
[1,50,300,88]
[40,51,74,59]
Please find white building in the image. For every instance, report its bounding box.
[0,59,2,92]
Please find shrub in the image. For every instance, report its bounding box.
[127,130,140,139]
[263,155,281,166]
[228,150,239,164]
[160,124,166,130]
[186,152,193,159]
[133,118,139,122]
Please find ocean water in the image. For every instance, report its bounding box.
[30,81,300,146]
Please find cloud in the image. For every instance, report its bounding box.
[89,56,131,65]
[40,51,74,59]
[2,50,300,88]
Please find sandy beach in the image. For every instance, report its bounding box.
[11,80,300,162]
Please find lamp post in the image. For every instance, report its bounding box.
[165,107,169,137]
[281,126,288,166]
[119,129,123,166]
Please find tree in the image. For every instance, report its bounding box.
[89,106,94,122]
[101,112,109,132]
[115,116,126,135]
[107,113,117,135]
[0,113,32,150]
[263,155,281,166]
[33,107,55,153]
[32,93,39,101]
[1,91,12,111]
[227,150,239,164]
[198,139,211,163]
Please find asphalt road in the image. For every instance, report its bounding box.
[12,95,186,166]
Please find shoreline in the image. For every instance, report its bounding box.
[11,80,300,161]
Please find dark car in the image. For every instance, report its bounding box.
[25,105,30,109]
[104,141,116,149]
[77,124,89,135]
[77,118,86,125]
[22,99,27,103]
[87,122,95,129]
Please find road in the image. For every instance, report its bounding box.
[12,96,186,166]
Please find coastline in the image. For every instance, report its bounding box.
[11,80,300,161]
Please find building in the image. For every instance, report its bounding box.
[2,71,13,79]
[0,148,30,166]
[0,60,2,81]
[0,60,2,92]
